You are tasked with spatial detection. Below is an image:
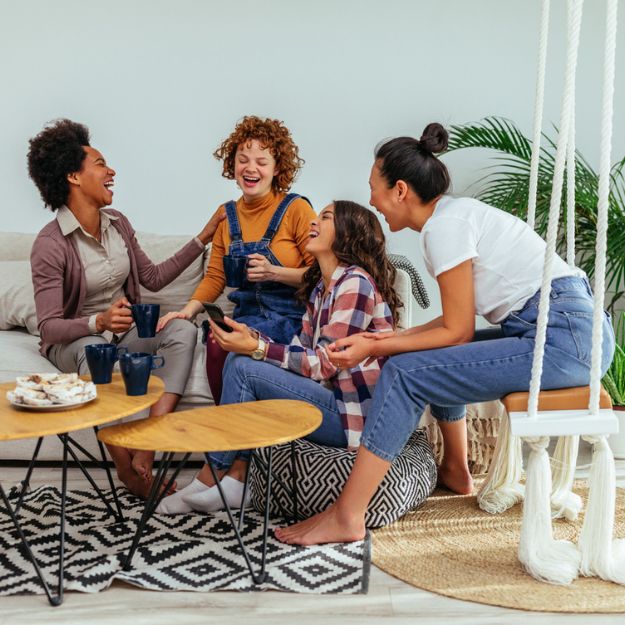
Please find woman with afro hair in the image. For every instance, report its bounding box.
[158,115,316,404]
[27,119,224,497]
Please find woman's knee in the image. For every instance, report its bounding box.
[166,317,198,345]
[223,352,250,377]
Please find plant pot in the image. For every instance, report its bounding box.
[609,405,625,459]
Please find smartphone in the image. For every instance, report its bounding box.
[202,303,232,332]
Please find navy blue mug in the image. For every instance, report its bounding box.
[85,344,128,384]
[119,352,165,396]
[223,255,248,288]
[130,303,160,338]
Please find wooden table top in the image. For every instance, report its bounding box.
[0,374,165,441]
[97,400,322,452]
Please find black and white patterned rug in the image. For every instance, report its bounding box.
[0,486,370,595]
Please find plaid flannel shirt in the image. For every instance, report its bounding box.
[264,264,394,449]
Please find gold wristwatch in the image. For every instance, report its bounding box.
[250,336,267,360]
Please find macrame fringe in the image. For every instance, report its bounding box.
[578,434,625,584]
[477,411,524,514]
[519,436,580,585]
[423,401,502,476]
[550,435,582,520]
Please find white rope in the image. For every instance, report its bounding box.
[578,434,625,583]
[519,436,580,584]
[566,98,577,267]
[589,0,618,415]
[550,435,582,520]
[527,0,551,230]
[527,0,584,419]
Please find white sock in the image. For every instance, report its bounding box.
[183,475,249,513]
[155,478,207,515]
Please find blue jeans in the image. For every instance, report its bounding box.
[206,353,347,470]
[361,277,616,463]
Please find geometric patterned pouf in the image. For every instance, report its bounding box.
[249,429,437,529]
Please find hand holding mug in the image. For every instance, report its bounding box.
[95,297,133,334]
[129,303,161,338]
[246,253,277,282]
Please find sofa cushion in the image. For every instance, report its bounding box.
[0,262,39,334]
[0,232,35,262]
[249,429,437,529]
[135,232,208,315]
[0,330,56,382]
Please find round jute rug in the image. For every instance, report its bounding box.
[372,483,625,612]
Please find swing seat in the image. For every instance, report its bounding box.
[505,385,618,437]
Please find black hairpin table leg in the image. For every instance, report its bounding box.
[123,452,180,571]
[0,435,71,606]
[206,447,274,585]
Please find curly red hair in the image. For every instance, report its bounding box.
[214,116,304,193]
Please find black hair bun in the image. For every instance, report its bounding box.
[419,123,448,154]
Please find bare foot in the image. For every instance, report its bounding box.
[274,504,366,546]
[437,463,474,495]
[117,469,177,499]
[131,450,155,481]
[118,468,152,499]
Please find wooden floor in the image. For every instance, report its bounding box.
[1,456,624,625]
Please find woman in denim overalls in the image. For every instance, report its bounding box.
[272,122,616,547]
[222,192,309,343]
[159,116,316,403]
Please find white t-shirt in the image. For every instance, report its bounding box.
[420,196,582,324]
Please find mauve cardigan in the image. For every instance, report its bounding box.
[30,208,204,356]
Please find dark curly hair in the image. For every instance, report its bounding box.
[297,200,402,326]
[214,116,303,193]
[27,119,91,211]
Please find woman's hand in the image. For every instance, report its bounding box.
[197,206,227,245]
[246,253,278,282]
[156,310,189,333]
[95,297,133,333]
[156,300,203,332]
[327,334,378,369]
[209,316,259,354]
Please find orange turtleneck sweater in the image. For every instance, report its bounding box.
[192,191,316,303]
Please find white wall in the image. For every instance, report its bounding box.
[1,0,623,320]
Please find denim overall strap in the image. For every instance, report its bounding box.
[260,193,302,244]
[224,199,245,255]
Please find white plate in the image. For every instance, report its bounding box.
[6,393,97,412]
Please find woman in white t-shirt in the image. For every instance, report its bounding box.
[273,122,615,547]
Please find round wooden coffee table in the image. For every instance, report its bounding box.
[97,400,322,584]
[0,373,165,606]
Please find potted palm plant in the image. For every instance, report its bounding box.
[602,313,625,458]
[447,116,625,309]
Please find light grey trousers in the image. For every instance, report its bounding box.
[47,318,198,396]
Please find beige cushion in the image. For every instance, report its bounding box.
[136,232,208,315]
[0,232,35,262]
[0,261,39,334]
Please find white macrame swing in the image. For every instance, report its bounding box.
[477,0,624,585]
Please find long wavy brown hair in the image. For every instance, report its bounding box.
[214,115,303,193]
[297,200,402,326]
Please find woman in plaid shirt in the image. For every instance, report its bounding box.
[157,200,400,515]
